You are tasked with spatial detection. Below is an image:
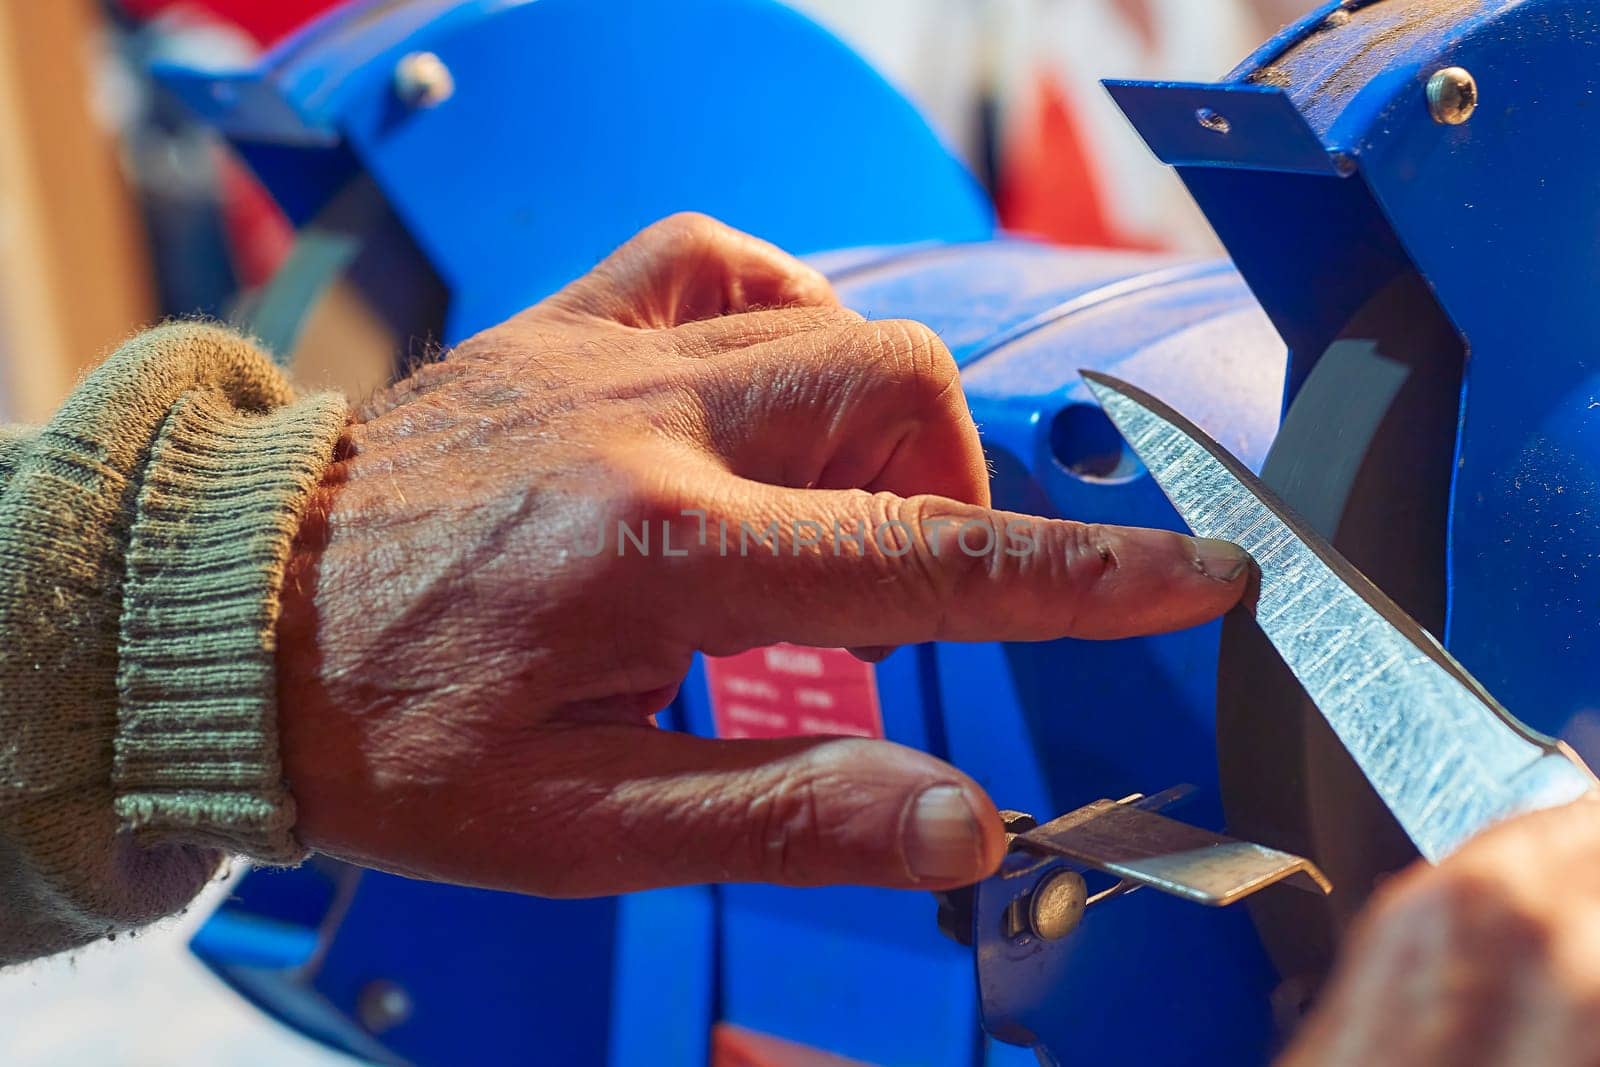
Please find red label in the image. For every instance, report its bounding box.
[705,644,884,740]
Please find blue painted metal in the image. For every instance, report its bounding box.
[191,759,716,1066]
[155,0,994,339]
[675,622,981,1066]
[1107,0,1600,777]
[164,0,1600,1063]
[667,240,1292,1066]
[825,242,1289,1064]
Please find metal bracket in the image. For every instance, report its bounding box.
[1016,788,1331,908]
[939,789,1331,1053]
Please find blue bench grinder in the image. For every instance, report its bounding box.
[156,0,1600,1062]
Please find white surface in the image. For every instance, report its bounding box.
[787,0,1292,252]
[0,868,350,1066]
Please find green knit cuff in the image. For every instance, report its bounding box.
[113,388,348,864]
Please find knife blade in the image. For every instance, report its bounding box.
[1081,370,1596,863]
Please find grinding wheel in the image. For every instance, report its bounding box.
[1216,273,1466,1002]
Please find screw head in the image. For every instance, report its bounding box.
[394,51,455,108]
[998,810,1038,835]
[357,979,413,1033]
[934,885,976,947]
[1028,869,1088,941]
[1427,67,1478,125]
[1195,107,1232,135]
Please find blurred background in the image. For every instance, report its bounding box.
[0,0,1317,423]
[0,0,1316,1062]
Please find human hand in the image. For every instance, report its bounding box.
[1283,797,1600,1066]
[274,213,1251,897]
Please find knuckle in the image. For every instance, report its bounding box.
[864,490,921,560]
[661,210,721,233]
[875,494,993,634]
[1389,866,1552,960]
[1018,521,1119,632]
[1052,520,1119,584]
[743,764,829,883]
[1386,867,1473,928]
[775,263,843,309]
[787,305,862,332]
[704,307,862,357]
[643,211,725,251]
[1409,865,1494,921]
[740,739,885,884]
[874,318,959,398]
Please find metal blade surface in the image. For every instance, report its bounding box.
[1082,371,1595,863]
[1017,799,1331,906]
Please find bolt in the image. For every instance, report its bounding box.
[357,979,413,1033]
[394,51,455,108]
[998,810,1038,835]
[935,885,976,947]
[1271,973,1320,1032]
[1427,66,1478,125]
[1028,869,1088,940]
[1195,107,1232,135]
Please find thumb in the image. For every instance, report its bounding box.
[360,727,1007,896]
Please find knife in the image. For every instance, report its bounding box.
[1082,371,1596,863]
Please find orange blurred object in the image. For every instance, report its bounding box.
[995,71,1157,251]
[712,1024,872,1067]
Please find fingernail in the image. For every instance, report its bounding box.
[1191,537,1250,583]
[905,785,982,881]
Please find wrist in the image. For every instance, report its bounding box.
[274,458,348,854]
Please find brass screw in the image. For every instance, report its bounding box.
[357,979,413,1033]
[395,51,455,108]
[1028,869,1089,941]
[1195,107,1232,135]
[1427,67,1478,125]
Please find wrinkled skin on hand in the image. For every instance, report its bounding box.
[275,213,1250,898]
[1284,797,1600,1067]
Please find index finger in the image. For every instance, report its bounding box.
[681,478,1252,653]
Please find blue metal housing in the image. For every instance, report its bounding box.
[164,0,1600,1063]
[156,0,994,334]
[1109,0,1600,749]
[676,240,1291,1065]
